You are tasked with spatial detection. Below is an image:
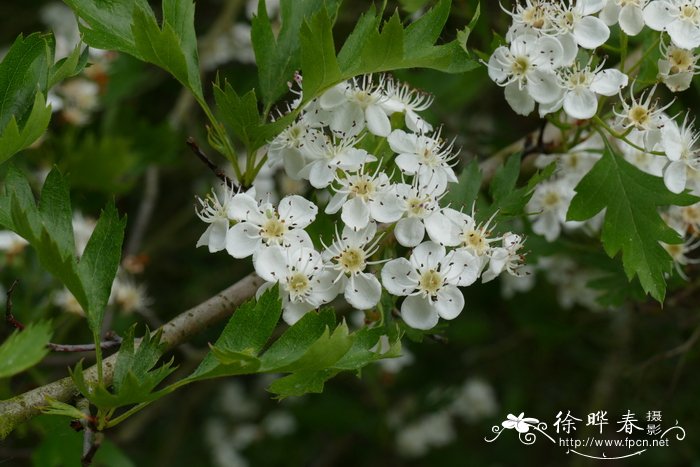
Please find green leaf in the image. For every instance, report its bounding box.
[0,167,126,334]
[270,321,353,373]
[567,148,698,301]
[214,81,296,153]
[189,284,282,380]
[267,369,339,399]
[48,44,89,88]
[300,6,342,99]
[2,166,88,306]
[77,201,127,334]
[456,2,480,53]
[0,92,52,165]
[63,0,149,55]
[258,307,336,371]
[482,158,555,220]
[64,0,202,98]
[443,159,482,211]
[490,153,521,203]
[41,399,86,420]
[72,328,176,409]
[0,321,52,379]
[0,33,50,133]
[253,0,342,107]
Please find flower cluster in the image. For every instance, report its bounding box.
[487,0,629,118]
[196,75,526,330]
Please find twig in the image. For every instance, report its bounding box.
[0,273,264,439]
[628,323,700,375]
[124,166,160,257]
[4,280,24,331]
[47,333,123,353]
[4,281,123,353]
[78,399,102,466]
[186,137,238,190]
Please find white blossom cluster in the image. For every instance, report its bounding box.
[487,0,630,118]
[196,75,526,330]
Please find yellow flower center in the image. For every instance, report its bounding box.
[419,269,443,295]
[337,247,366,274]
[288,273,310,295]
[260,216,286,243]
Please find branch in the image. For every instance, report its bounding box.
[0,273,264,439]
[186,137,239,190]
[47,333,123,353]
[5,280,24,330]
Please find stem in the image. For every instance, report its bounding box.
[0,274,265,439]
[592,116,665,156]
[619,32,628,74]
[627,35,662,76]
[93,331,104,387]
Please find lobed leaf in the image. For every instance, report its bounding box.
[568,147,699,301]
[0,321,52,379]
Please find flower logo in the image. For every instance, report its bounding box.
[502,413,540,433]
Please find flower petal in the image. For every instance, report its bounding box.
[253,245,287,282]
[381,258,419,296]
[434,285,465,320]
[401,295,439,330]
[342,197,371,230]
[410,241,445,271]
[590,69,628,96]
[619,4,644,35]
[226,222,260,258]
[278,195,318,228]
[664,160,688,194]
[365,105,392,137]
[563,89,598,120]
[345,273,382,310]
[573,16,610,49]
[643,1,676,31]
[395,217,426,247]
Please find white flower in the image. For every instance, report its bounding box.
[111,277,151,314]
[535,136,603,184]
[425,208,500,265]
[450,378,499,423]
[551,0,611,50]
[56,78,100,126]
[505,0,556,38]
[226,193,317,258]
[487,33,565,115]
[660,115,700,193]
[383,78,434,133]
[657,42,700,92]
[388,129,458,194]
[255,245,339,324]
[396,411,455,458]
[619,129,667,175]
[541,62,628,119]
[381,242,479,330]
[196,184,241,253]
[318,75,395,137]
[661,237,700,279]
[297,134,374,188]
[644,0,700,49]
[527,179,575,241]
[268,121,322,181]
[393,181,443,247]
[323,222,383,310]
[614,84,670,131]
[326,166,403,230]
[600,0,649,35]
[482,233,526,283]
